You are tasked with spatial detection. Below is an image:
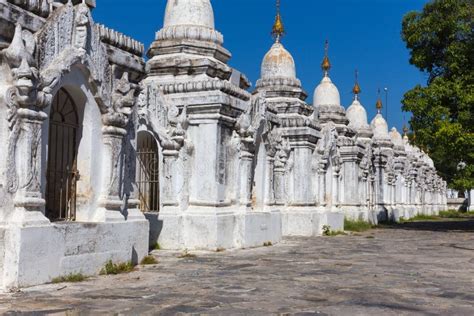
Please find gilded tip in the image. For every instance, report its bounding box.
[376,88,383,112]
[376,99,383,111]
[271,0,285,42]
[321,40,331,74]
[353,70,361,95]
[353,82,361,95]
[272,14,285,42]
[321,56,331,72]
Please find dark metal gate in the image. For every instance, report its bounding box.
[45,88,79,221]
[136,132,160,212]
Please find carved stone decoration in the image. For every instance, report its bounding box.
[74,3,90,50]
[136,83,188,151]
[0,23,49,218]
[36,1,112,111]
[136,83,191,209]
[7,0,50,18]
[359,144,372,181]
[273,131,291,204]
[322,122,341,172]
[2,27,43,181]
[102,71,136,129]
[235,91,268,148]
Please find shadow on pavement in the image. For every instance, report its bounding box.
[380,218,474,233]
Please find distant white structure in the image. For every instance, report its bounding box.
[467,190,474,211]
[0,0,447,289]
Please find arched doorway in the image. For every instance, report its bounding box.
[136,131,160,212]
[45,88,80,221]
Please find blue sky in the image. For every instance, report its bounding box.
[93,0,429,132]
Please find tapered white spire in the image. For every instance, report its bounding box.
[313,41,341,108]
[164,0,215,29]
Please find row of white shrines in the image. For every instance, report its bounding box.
[0,0,447,289]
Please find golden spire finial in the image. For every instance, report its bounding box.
[376,88,383,113]
[321,40,331,75]
[271,0,285,42]
[403,124,409,136]
[353,69,361,98]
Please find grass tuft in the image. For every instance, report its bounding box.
[400,214,439,222]
[322,225,347,237]
[344,219,374,232]
[100,260,135,275]
[326,230,348,236]
[439,210,474,218]
[150,243,161,251]
[178,249,197,259]
[140,255,158,265]
[263,242,273,247]
[52,273,87,284]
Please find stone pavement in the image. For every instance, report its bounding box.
[1,219,474,315]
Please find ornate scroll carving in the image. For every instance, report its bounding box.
[7,0,50,18]
[136,83,188,151]
[235,92,269,151]
[102,71,137,129]
[1,24,49,198]
[37,2,112,112]
[319,122,341,173]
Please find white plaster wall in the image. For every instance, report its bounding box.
[0,227,5,289]
[468,190,474,211]
[239,211,281,248]
[75,86,104,222]
[188,122,225,205]
[282,208,344,237]
[1,220,148,290]
[291,148,314,204]
[184,210,236,250]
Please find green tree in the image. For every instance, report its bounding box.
[401,0,474,191]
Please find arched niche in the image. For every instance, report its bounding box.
[136,130,162,213]
[41,66,104,222]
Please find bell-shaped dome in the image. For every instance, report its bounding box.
[313,76,341,107]
[403,135,414,153]
[421,152,435,168]
[427,156,435,168]
[347,99,369,130]
[371,113,390,139]
[261,43,296,80]
[389,127,405,148]
[164,0,215,29]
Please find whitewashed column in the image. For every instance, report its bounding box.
[9,109,49,225]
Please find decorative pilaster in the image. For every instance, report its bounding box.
[96,125,127,221]
[96,72,137,222]
[9,109,49,225]
[1,24,51,226]
[239,150,254,207]
[340,144,363,211]
[161,149,180,209]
